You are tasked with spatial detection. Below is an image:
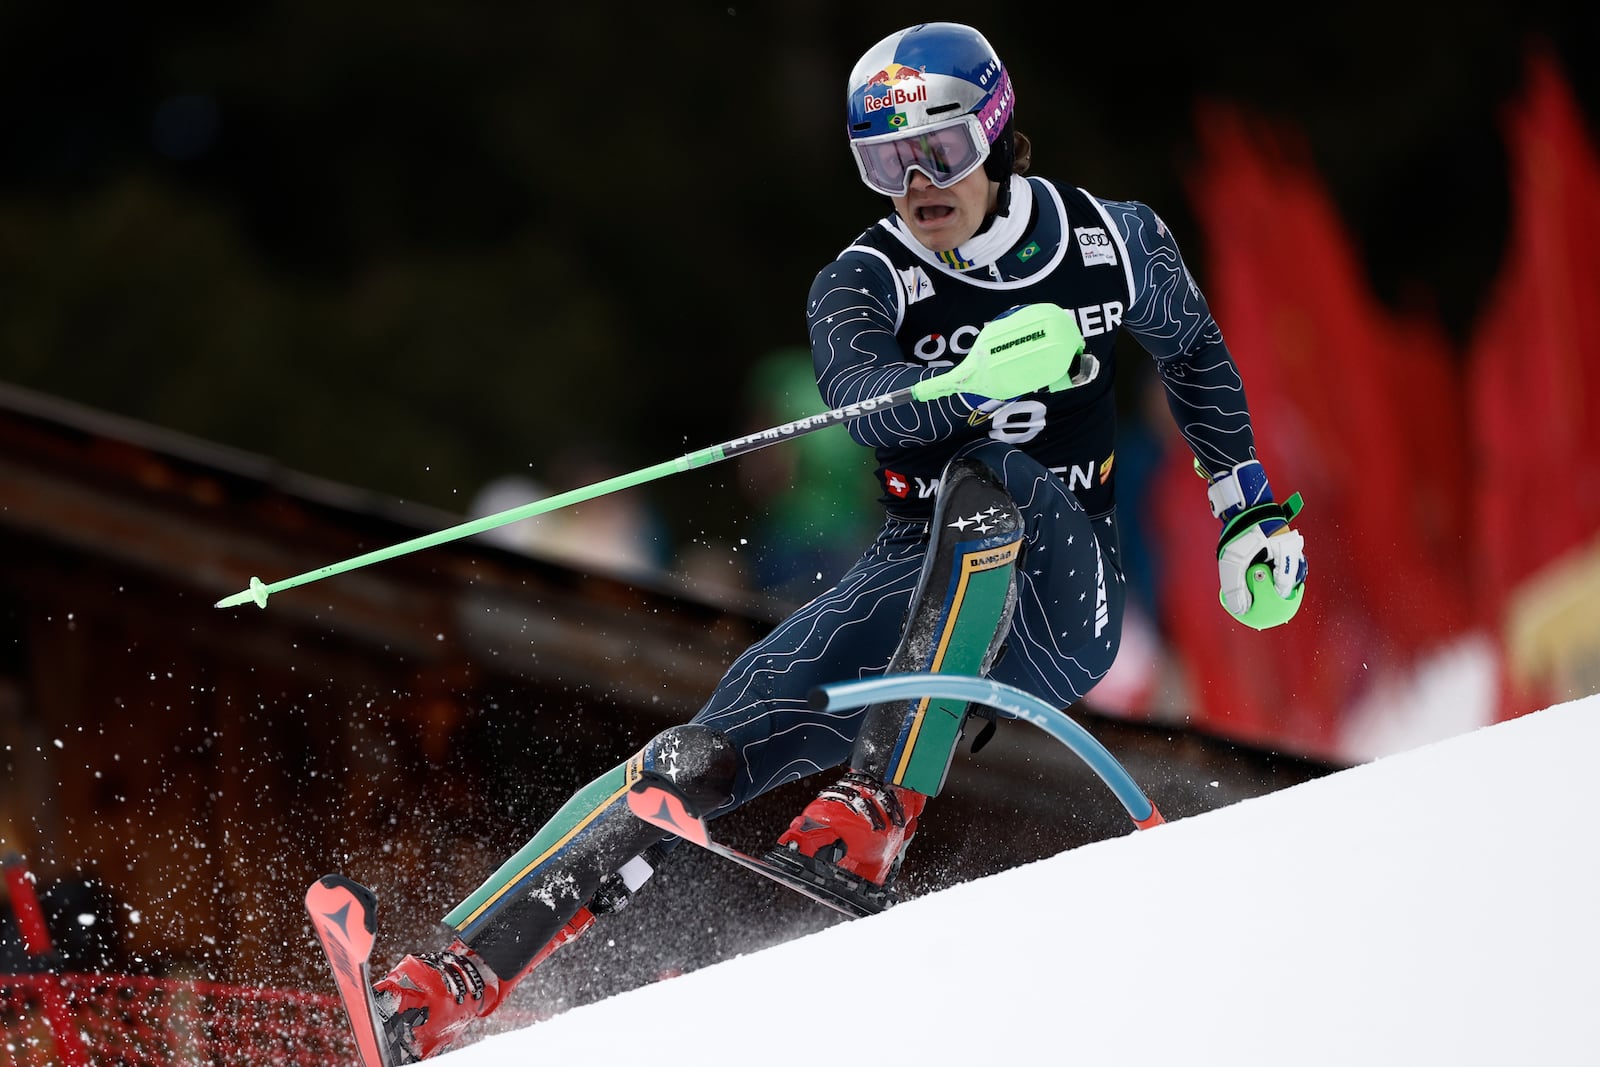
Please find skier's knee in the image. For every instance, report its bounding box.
[639,724,737,814]
[948,439,1051,508]
[947,439,1014,484]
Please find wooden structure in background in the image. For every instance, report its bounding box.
[0,382,1333,998]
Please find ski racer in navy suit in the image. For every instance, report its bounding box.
[367,22,1309,1062]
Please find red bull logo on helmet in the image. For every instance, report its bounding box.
[861,63,928,113]
[865,63,925,88]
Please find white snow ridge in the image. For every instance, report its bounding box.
[442,696,1600,1067]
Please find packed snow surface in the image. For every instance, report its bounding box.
[441,696,1600,1066]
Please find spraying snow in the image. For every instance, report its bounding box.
[432,695,1599,1066]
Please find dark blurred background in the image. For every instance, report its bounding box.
[3,3,1595,554]
[2,5,1599,1041]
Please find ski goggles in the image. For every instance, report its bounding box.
[850,114,991,197]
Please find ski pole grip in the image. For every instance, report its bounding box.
[912,303,1085,403]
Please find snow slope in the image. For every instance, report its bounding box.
[441,697,1599,1066]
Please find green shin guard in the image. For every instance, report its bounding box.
[850,456,1023,796]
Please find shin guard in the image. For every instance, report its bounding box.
[850,455,1022,795]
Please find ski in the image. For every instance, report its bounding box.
[628,675,1164,923]
[626,776,886,919]
[305,874,401,1067]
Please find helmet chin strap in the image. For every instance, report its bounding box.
[973,175,1011,240]
[990,176,1013,220]
[981,118,1017,220]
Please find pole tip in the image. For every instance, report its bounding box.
[214,577,270,610]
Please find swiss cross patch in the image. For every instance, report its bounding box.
[883,469,910,498]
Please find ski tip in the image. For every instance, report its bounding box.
[215,576,270,610]
[306,874,379,930]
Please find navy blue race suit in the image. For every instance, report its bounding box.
[453,174,1268,978]
[687,174,1261,810]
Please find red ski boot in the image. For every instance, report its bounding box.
[373,908,594,1062]
[775,770,928,889]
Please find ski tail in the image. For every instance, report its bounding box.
[627,776,881,917]
[624,771,713,847]
[306,874,400,1067]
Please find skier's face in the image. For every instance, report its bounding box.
[892,168,999,254]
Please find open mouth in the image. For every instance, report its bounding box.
[915,204,955,223]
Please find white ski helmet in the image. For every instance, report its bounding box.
[846,22,1016,198]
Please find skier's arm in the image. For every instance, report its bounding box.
[1105,197,1308,626]
[805,251,974,449]
[1101,197,1258,476]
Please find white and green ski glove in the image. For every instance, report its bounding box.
[1205,459,1308,630]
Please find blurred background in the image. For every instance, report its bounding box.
[3,4,1592,527]
[2,2,1599,1054]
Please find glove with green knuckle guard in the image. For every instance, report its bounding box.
[1205,459,1308,630]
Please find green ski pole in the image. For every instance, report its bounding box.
[215,303,1085,609]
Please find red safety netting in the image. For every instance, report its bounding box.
[0,972,351,1067]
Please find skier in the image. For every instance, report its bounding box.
[367,21,1308,1061]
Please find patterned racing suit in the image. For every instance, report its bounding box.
[448,173,1266,979]
[688,173,1260,808]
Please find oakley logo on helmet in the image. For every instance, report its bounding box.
[978,71,1014,140]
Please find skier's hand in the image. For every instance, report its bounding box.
[958,391,1013,424]
[916,303,1086,407]
[958,304,1096,420]
[958,306,1030,412]
[1206,460,1308,630]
